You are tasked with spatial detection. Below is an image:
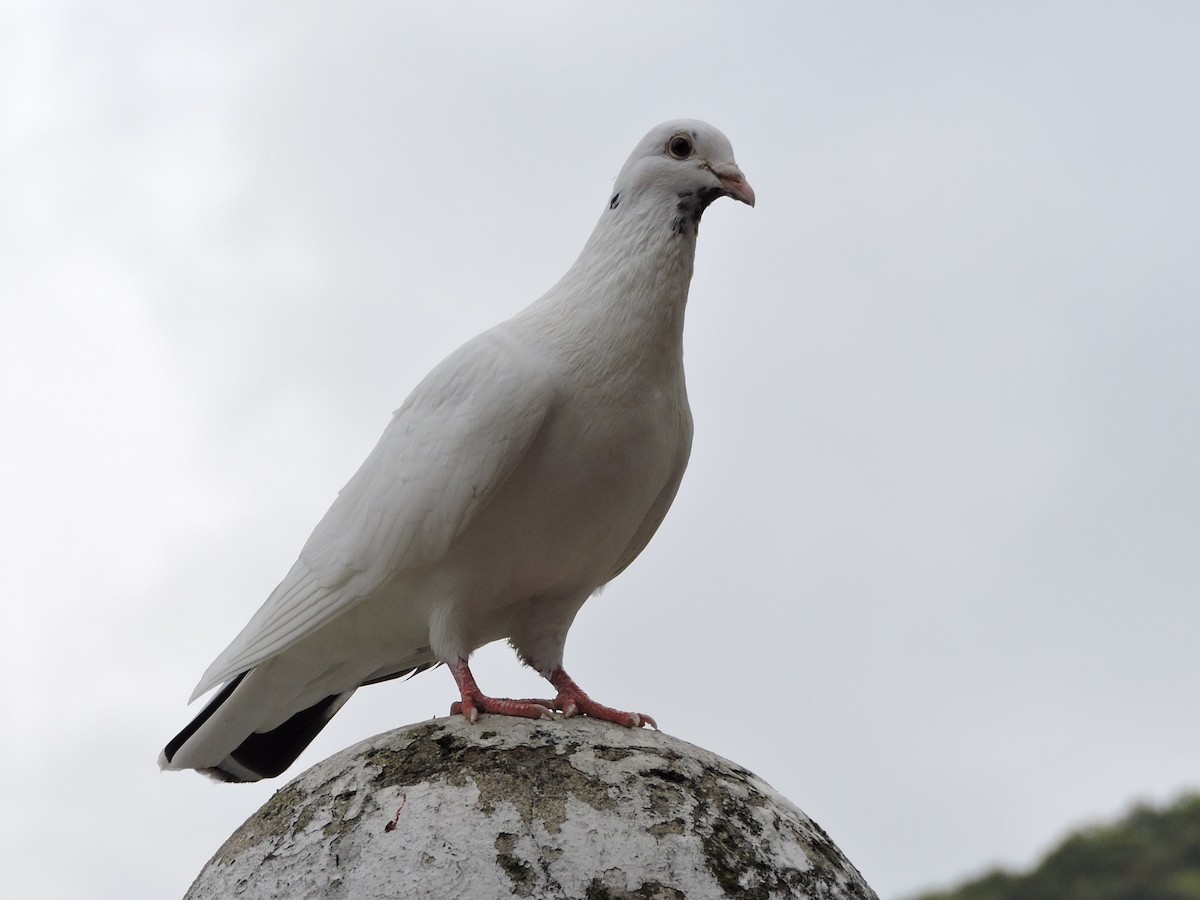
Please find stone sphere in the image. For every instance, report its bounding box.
[186,716,877,899]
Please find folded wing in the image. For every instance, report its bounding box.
[191,330,554,700]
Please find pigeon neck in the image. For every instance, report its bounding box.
[534,204,698,375]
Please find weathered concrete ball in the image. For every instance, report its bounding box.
[186,717,877,899]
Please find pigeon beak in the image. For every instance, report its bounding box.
[711,162,756,207]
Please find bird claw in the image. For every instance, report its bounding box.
[451,696,554,722]
[547,669,657,729]
[525,695,653,729]
[583,705,656,730]
[449,660,655,729]
[449,700,479,723]
[450,660,557,723]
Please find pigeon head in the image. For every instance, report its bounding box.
[608,119,755,234]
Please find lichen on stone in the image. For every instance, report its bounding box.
[185,717,878,900]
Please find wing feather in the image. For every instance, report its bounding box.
[191,329,554,699]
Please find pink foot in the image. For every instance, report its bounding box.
[548,668,657,729]
[449,659,554,723]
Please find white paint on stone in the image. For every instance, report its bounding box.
[185,717,878,899]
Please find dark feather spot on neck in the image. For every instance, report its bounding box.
[696,185,725,210]
[609,193,620,209]
[670,185,728,237]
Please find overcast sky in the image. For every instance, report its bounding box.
[3,3,1198,898]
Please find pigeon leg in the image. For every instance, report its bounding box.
[547,668,657,729]
[449,659,555,723]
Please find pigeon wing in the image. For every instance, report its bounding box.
[191,330,554,699]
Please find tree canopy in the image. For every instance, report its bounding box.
[909,794,1200,900]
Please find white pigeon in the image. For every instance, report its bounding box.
[161,119,754,782]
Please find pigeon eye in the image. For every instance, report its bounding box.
[667,134,694,160]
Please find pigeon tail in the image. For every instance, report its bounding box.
[159,673,354,783]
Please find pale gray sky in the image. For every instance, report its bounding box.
[3,3,1198,897]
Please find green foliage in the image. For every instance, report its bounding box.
[908,794,1200,900]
